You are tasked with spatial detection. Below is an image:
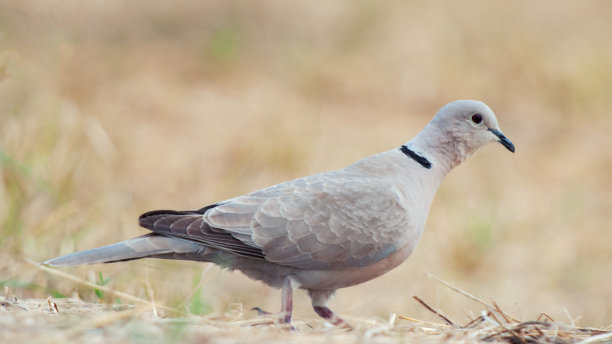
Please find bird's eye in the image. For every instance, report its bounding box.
[471,113,483,124]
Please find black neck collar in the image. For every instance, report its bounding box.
[399,145,432,169]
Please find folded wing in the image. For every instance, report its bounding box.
[140,172,410,270]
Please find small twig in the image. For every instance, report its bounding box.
[397,315,420,322]
[486,310,505,328]
[29,259,188,317]
[144,276,158,318]
[461,315,485,329]
[536,312,556,322]
[46,296,59,314]
[482,329,530,344]
[576,332,612,344]
[575,328,611,335]
[412,296,454,326]
[564,307,579,327]
[483,309,528,344]
[531,324,546,337]
[425,273,520,323]
[398,315,452,328]
[493,301,513,324]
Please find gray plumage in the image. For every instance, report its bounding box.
[44,100,515,328]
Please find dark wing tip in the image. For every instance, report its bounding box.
[138,204,220,228]
[137,204,266,261]
[139,209,182,227]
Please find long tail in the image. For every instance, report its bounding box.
[43,234,203,267]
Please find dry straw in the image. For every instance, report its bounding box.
[1,261,607,343]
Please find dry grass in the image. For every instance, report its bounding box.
[4,299,610,344]
[1,264,609,344]
[1,0,611,342]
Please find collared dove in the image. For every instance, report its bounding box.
[44,100,515,329]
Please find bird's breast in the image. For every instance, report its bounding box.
[293,241,417,290]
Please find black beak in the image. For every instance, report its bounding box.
[488,128,515,153]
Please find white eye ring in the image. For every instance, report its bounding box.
[471,113,483,125]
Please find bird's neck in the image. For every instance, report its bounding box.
[405,123,474,175]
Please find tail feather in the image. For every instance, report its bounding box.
[43,234,203,267]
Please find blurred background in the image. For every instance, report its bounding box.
[0,0,610,327]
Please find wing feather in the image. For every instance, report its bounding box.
[202,172,410,269]
[138,210,265,260]
[139,171,411,270]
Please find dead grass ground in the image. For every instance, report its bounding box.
[3,299,609,344]
[1,0,611,342]
[2,268,609,344]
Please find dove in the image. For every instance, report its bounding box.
[44,100,515,329]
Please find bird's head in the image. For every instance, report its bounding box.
[430,100,515,156]
[408,100,515,170]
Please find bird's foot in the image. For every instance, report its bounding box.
[251,307,273,316]
[251,277,295,329]
[313,306,354,330]
[251,307,294,329]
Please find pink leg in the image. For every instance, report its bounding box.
[309,290,353,330]
[252,277,294,328]
[313,306,353,329]
[280,277,293,324]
